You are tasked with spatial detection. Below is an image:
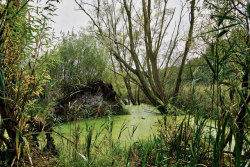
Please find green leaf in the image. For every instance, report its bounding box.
[202,54,215,75]
[22,137,30,153]
[0,69,5,100]
[236,88,250,116]
[247,3,250,19]
[212,14,235,26]
[193,67,200,77]
[211,15,235,21]
[217,30,229,38]
[202,23,239,35]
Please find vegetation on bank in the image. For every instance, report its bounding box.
[0,0,249,166]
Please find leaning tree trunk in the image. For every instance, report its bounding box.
[174,0,195,96]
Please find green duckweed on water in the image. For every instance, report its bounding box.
[53,104,222,145]
[54,104,158,144]
[53,104,187,146]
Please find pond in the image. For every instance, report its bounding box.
[53,103,230,150]
[53,104,186,146]
[51,103,239,158]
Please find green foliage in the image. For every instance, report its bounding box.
[202,1,249,165]
[0,0,58,165]
[183,57,213,85]
[247,2,250,19]
[50,30,108,91]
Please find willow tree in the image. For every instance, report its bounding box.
[174,0,196,96]
[75,0,196,112]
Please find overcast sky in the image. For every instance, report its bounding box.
[51,0,90,36]
[50,0,190,38]
[48,0,201,62]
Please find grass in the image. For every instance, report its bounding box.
[53,117,128,166]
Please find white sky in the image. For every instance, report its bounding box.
[46,0,203,64]
[48,0,199,62]
[51,0,90,36]
[50,0,190,37]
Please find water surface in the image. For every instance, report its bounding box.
[53,104,218,146]
[54,104,177,145]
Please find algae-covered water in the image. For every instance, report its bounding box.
[53,104,186,145]
[54,104,158,143]
[52,104,222,148]
[51,103,241,160]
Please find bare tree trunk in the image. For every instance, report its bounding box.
[74,0,186,113]
[137,85,140,105]
[110,56,123,99]
[174,0,195,96]
[124,76,136,105]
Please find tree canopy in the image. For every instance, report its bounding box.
[50,30,108,90]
